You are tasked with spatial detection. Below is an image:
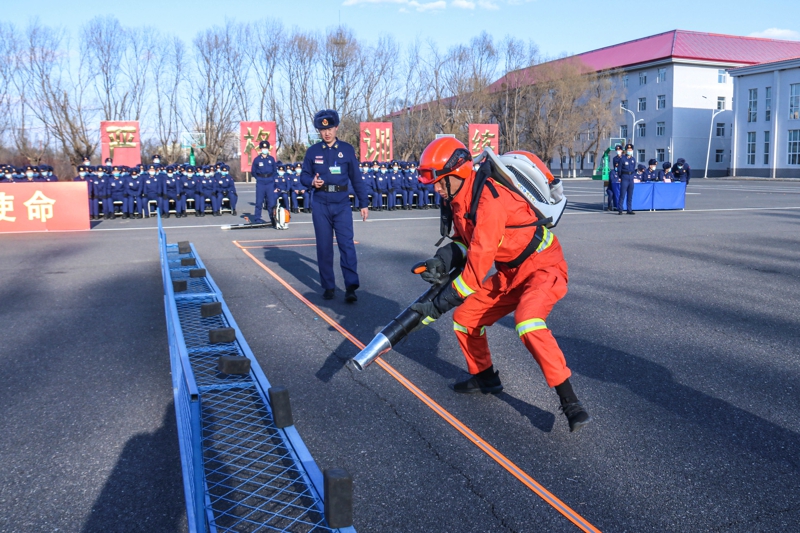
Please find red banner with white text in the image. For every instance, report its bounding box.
[468,124,500,157]
[101,121,141,167]
[0,182,90,233]
[240,122,277,172]
[359,122,393,162]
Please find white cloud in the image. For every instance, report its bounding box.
[452,0,476,8]
[477,0,500,8]
[342,0,445,10]
[748,28,800,40]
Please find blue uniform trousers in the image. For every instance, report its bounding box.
[141,195,160,216]
[218,191,237,211]
[254,178,276,222]
[618,176,634,213]
[123,195,137,214]
[291,191,302,211]
[177,195,189,213]
[276,192,289,209]
[161,195,178,214]
[90,198,99,217]
[312,195,359,290]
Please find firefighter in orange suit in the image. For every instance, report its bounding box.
[410,137,591,432]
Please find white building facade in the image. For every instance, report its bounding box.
[729,57,800,178]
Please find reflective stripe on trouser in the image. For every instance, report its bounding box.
[451,261,571,387]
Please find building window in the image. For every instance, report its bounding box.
[657,148,665,162]
[622,74,628,88]
[657,95,666,109]
[637,149,646,163]
[765,87,772,122]
[764,131,770,165]
[718,69,727,83]
[588,153,595,164]
[716,123,725,137]
[638,97,646,111]
[748,89,757,122]
[656,122,665,136]
[717,97,726,110]
[620,124,628,139]
[715,150,724,163]
[790,84,800,120]
[747,132,756,164]
[657,68,666,83]
[639,72,647,85]
[621,99,628,110]
[637,122,646,137]
[788,130,800,165]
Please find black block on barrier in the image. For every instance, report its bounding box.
[173,280,187,292]
[217,355,251,375]
[201,302,223,318]
[189,268,206,278]
[209,328,235,344]
[268,387,294,428]
[181,257,197,266]
[324,468,353,529]
[177,241,191,254]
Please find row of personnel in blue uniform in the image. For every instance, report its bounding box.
[73,163,239,220]
[1,164,60,182]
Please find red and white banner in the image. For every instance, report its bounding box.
[359,122,393,162]
[101,121,141,167]
[0,183,90,233]
[240,122,277,172]
[468,124,499,157]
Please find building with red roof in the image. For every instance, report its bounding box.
[489,30,800,177]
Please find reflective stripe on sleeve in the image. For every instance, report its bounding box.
[535,227,553,253]
[454,241,468,258]
[452,274,476,298]
[421,316,436,326]
[515,318,547,336]
[453,322,468,334]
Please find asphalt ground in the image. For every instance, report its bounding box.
[1,179,799,532]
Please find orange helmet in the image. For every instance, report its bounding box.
[504,151,555,183]
[418,137,473,185]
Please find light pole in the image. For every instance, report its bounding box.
[703,105,725,178]
[620,103,643,146]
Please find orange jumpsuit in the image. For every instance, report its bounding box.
[448,177,571,387]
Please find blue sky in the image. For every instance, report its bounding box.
[4,0,799,59]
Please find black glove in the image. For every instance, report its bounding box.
[432,284,465,314]
[420,257,447,285]
[409,301,441,332]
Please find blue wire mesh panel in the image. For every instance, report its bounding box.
[201,387,332,533]
[171,269,215,296]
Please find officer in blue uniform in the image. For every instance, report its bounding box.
[274,165,290,211]
[617,143,636,215]
[289,166,305,213]
[107,166,126,218]
[251,140,277,224]
[197,166,218,216]
[123,168,142,218]
[161,165,182,218]
[177,166,198,216]
[608,145,622,211]
[374,163,389,211]
[672,158,691,185]
[659,162,674,182]
[300,109,369,302]
[387,161,402,211]
[644,159,659,182]
[140,165,162,218]
[217,164,238,215]
[73,166,95,219]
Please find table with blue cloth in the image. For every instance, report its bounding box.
[618,182,685,211]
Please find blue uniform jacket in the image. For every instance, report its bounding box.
[141,177,161,196]
[124,176,142,196]
[300,139,368,205]
[252,154,276,180]
[671,163,690,181]
[658,170,675,181]
[643,168,658,182]
[181,176,197,194]
[618,156,637,177]
[162,175,182,196]
[198,176,217,195]
[403,171,419,190]
[374,172,389,192]
[610,155,622,182]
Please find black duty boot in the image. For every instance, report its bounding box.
[560,401,592,432]
[232,210,237,215]
[344,285,358,303]
[450,367,503,394]
[322,288,335,300]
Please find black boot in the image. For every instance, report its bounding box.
[232,210,237,215]
[344,285,358,303]
[555,379,591,432]
[450,366,503,394]
[322,288,335,300]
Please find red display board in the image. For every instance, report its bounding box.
[359,122,393,162]
[468,124,500,157]
[101,121,141,167]
[240,122,277,172]
[0,182,90,233]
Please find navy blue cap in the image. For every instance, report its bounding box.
[313,109,339,130]
[615,145,622,150]
[677,158,686,164]
[625,143,634,150]
[259,140,270,149]
[663,162,672,169]
[219,163,229,171]
[648,159,657,166]
[636,164,646,171]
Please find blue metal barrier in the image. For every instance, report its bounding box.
[157,213,355,533]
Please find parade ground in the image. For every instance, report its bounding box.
[2,178,799,533]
